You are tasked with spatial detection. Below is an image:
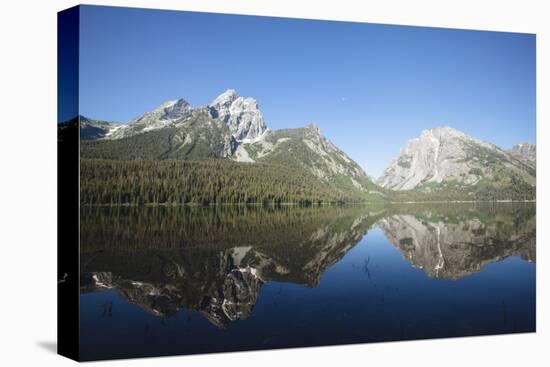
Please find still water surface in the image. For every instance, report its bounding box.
[80,203,535,360]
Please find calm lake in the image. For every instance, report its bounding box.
[79,203,536,361]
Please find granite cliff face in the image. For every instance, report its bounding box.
[208,89,267,142]
[378,126,536,193]
[508,142,536,170]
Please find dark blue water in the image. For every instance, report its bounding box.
[79,204,536,360]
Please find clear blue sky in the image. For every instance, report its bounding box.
[78,5,536,178]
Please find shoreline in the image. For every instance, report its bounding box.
[80,199,536,207]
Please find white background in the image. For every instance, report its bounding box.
[0,0,547,365]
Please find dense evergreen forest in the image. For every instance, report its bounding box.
[80,159,366,206]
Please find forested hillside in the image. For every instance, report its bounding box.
[80,159,369,206]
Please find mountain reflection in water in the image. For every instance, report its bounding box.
[81,206,376,327]
[80,204,535,329]
[378,211,535,280]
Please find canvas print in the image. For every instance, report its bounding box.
[58,5,536,361]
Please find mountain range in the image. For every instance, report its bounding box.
[78,89,535,203]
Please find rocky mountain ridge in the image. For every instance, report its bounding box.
[378,126,536,195]
[88,89,267,143]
